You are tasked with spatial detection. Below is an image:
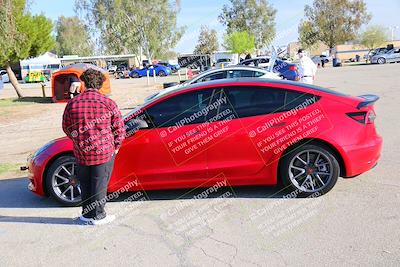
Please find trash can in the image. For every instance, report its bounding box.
[333,58,338,67]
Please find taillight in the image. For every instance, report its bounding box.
[346,110,376,124]
[366,110,376,123]
[289,65,297,71]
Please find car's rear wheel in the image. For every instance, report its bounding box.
[131,72,139,78]
[45,155,81,206]
[280,144,339,197]
[158,70,166,76]
[377,57,386,64]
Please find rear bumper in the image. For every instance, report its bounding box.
[342,135,383,177]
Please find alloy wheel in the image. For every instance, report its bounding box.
[52,162,81,203]
[288,149,333,193]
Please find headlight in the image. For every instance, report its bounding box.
[33,140,55,158]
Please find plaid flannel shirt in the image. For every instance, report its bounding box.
[62,88,126,165]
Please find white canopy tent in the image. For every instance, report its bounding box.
[20,52,61,79]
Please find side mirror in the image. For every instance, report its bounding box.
[125,118,149,137]
[130,118,149,130]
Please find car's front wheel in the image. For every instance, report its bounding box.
[158,70,166,76]
[45,155,81,206]
[377,57,386,64]
[280,144,339,197]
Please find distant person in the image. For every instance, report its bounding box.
[245,53,252,60]
[62,68,126,225]
[297,49,317,85]
[321,58,325,68]
[69,75,81,99]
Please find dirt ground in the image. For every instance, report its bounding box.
[0,75,180,178]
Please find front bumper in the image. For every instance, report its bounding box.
[24,153,47,196]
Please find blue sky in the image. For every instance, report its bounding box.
[30,0,400,54]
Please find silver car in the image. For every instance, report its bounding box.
[371,48,400,64]
[145,66,281,101]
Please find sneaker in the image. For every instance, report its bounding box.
[79,215,94,224]
[91,214,116,226]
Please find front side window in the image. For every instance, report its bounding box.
[143,89,215,128]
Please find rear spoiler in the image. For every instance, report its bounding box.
[357,94,379,109]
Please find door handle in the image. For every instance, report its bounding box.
[186,131,200,137]
[270,122,287,127]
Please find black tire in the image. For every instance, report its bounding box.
[158,70,166,77]
[377,57,386,64]
[45,155,81,207]
[279,144,339,197]
[131,72,139,78]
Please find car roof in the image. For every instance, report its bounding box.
[199,65,270,75]
[147,78,347,104]
[147,66,274,99]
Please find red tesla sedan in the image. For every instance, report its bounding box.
[24,79,382,206]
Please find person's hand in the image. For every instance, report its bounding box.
[115,149,119,155]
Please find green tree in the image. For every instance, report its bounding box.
[194,25,219,55]
[359,25,388,61]
[219,0,276,50]
[299,21,320,50]
[76,0,185,62]
[0,0,55,97]
[55,16,94,57]
[223,31,255,55]
[299,0,371,53]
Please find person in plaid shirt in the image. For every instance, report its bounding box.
[62,68,125,225]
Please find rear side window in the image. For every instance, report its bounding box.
[227,70,258,78]
[284,90,320,110]
[210,86,319,119]
[194,71,226,83]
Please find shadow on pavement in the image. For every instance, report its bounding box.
[0,177,288,209]
[0,177,292,226]
[0,215,86,225]
[13,96,53,104]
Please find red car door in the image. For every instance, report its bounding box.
[204,86,309,186]
[110,88,215,191]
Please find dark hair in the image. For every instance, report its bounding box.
[80,68,105,89]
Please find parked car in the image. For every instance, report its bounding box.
[158,61,180,72]
[371,48,400,64]
[129,64,171,78]
[0,70,9,83]
[107,65,117,74]
[215,58,234,68]
[24,79,382,205]
[145,66,282,101]
[115,65,130,79]
[311,55,331,65]
[239,57,271,68]
[238,57,299,81]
